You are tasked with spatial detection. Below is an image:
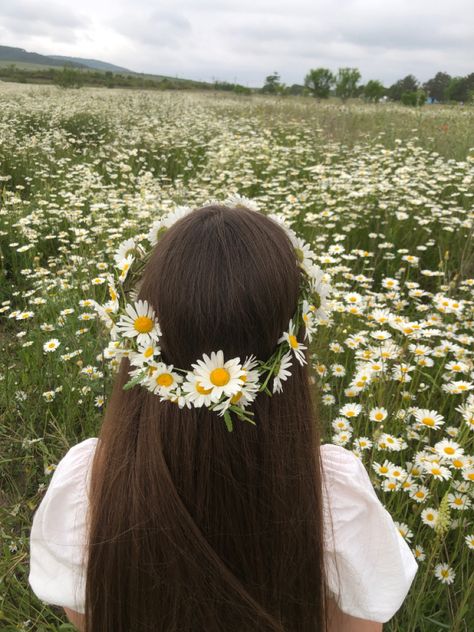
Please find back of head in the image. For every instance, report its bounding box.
[84,204,329,631]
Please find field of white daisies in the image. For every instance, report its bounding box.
[0,83,473,631]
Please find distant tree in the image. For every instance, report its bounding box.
[363,80,386,102]
[401,89,426,106]
[303,68,335,99]
[53,66,84,89]
[286,83,305,96]
[262,72,283,94]
[445,74,474,102]
[422,71,451,102]
[233,84,252,95]
[335,67,361,102]
[104,70,115,89]
[388,74,419,101]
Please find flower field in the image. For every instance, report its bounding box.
[0,84,473,631]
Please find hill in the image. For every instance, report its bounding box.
[0,45,87,69]
[48,55,133,74]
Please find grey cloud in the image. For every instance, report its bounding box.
[0,0,89,29]
[109,10,192,49]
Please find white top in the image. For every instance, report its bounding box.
[28,438,418,623]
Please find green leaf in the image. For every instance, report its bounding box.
[123,369,148,390]
[223,410,234,432]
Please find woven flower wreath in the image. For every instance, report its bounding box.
[92,195,332,432]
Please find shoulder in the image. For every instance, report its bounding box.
[47,437,99,497]
[28,437,99,614]
[319,443,419,623]
[319,443,373,497]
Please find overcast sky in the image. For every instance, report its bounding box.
[1,0,472,87]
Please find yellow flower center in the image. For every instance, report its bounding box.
[156,373,173,387]
[452,459,463,468]
[444,447,455,455]
[375,412,384,420]
[422,417,434,426]
[415,491,424,498]
[380,466,389,473]
[144,347,154,358]
[109,287,117,301]
[134,315,153,333]
[231,391,243,404]
[210,368,230,386]
[196,381,213,395]
[289,334,299,349]
[431,468,441,475]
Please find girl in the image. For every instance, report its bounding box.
[29,203,418,631]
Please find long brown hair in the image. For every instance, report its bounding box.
[84,204,331,631]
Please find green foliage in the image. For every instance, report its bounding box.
[400,89,427,107]
[388,75,420,101]
[335,67,361,102]
[423,72,452,102]
[363,79,386,103]
[261,72,284,95]
[304,68,335,99]
[52,67,85,89]
[1,89,473,630]
[445,74,474,103]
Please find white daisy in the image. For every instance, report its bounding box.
[307,263,332,321]
[421,507,439,528]
[301,299,318,342]
[369,407,388,422]
[182,372,216,408]
[225,194,260,212]
[293,236,316,273]
[162,205,194,230]
[144,362,183,396]
[434,439,465,460]
[413,408,445,429]
[272,350,293,394]
[114,238,144,266]
[191,350,246,402]
[115,299,161,347]
[434,563,455,585]
[43,338,60,352]
[339,403,362,418]
[161,384,193,409]
[128,341,161,368]
[278,319,307,366]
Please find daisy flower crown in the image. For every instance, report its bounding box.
[92,195,332,432]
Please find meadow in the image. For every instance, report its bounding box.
[0,83,473,631]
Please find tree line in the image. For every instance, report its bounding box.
[1,62,472,104]
[262,69,474,104]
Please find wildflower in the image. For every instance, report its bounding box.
[412,544,426,561]
[272,350,293,394]
[413,408,445,429]
[278,318,307,366]
[434,563,455,585]
[43,338,60,352]
[369,407,388,423]
[339,403,362,418]
[420,507,439,528]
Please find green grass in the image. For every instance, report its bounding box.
[0,86,473,631]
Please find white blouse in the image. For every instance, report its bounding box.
[28,438,418,623]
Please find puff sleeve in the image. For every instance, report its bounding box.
[28,437,98,615]
[320,443,419,623]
